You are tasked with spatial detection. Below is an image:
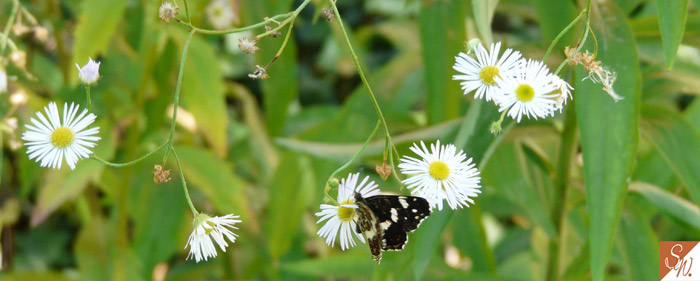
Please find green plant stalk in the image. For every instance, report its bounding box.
[324,120,381,205]
[554,0,592,75]
[182,0,191,23]
[178,13,292,35]
[0,0,19,54]
[85,85,91,111]
[163,29,195,164]
[262,14,297,70]
[172,148,199,216]
[0,35,17,52]
[90,142,168,167]
[545,98,578,281]
[542,9,586,63]
[329,0,398,175]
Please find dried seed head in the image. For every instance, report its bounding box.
[375,163,392,180]
[248,65,269,79]
[264,26,281,38]
[159,1,180,24]
[322,8,335,22]
[238,37,260,55]
[153,165,172,183]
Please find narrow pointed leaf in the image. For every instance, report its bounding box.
[656,0,689,68]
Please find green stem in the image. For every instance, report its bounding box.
[542,9,586,63]
[90,142,168,167]
[163,29,195,163]
[177,13,292,35]
[182,0,190,23]
[554,0,592,75]
[85,85,91,111]
[0,34,17,52]
[329,0,397,176]
[172,148,198,215]
[262,14,297,69]
[1,0,19,55]
[545,98,578,281]
[324,120,381,205]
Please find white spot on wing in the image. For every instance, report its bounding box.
[380,221,392,230]
[391,209,398,222]
[399,197,409,208]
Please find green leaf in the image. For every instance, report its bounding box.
[280,252,374,279]
[574,2,641,281]
[629,182,700,230]
[171,30,229,157]
[176,146,254,227]
[631,14,700,45]
[419,0,466,124]
[30,121,116,226]
[617,200,660,281]
[72,0,128,61]
[265,153,314,260]
[640,104,700,205]
[656,0,689,68]
[453,205,496,273]
[532,0,577,50]
[411,208,453,280]
[472,0,499,44]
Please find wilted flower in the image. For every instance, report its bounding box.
[322,8,335,21]
[565,46,622,102]
[159,1,179,23]
[238,37,260,55]
[375,163,392,180]
[248,65,269,79]
[76,58,101,84]
[264,26,281,38]
[153,165,171,183]
[22,102,101,170]
[185,213,241,263]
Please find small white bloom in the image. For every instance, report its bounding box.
[75,58,100,84]
[495,59,558,122]
[21,102,100,170]
[206,0,235,29]
[315,173,380,250]
[0,66,7,94]
[453,42,523,101]
[185,213,241,263]
[548,74,573,113]
[399,140,481,211]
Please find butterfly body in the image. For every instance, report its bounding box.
[354,193,431,263]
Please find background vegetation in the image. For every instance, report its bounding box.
[1,0,700,280]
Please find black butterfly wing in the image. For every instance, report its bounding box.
[362,195,431,251]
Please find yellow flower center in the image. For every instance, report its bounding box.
[428,161,450,180]
[479,66,500,86]
[337,200,355,221]
[51,127,74,148]
[516,84,535,102]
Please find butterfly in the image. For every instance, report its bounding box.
[353,192,431,263]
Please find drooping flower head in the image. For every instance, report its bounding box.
[399,140,481,211]
[22,102,100,170]
[453,42,522,102]
[495,59,559,122]
[315,173,380,250]
[185,213,241,263]
[75,58,100,84]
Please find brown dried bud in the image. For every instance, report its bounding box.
[376,163,392,180]
[153,165,171,183]
[248,65,269,79]
[322,8,335,22]
[33,26,49,42]
[265,26,281,38]
[238,37,260,55]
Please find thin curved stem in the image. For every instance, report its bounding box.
[177,13,292,35]
[172,148,198,216]
[542,9,586,63]
[85,85,91,111]
[90,142,168,167]
[554,1,592,75]
[1,0,19,55]
[163,29,195,163]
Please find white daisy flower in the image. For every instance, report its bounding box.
[548,74,573,113]
[75,58,100,84]
[315,173,380,250]
[185,213,241,263]
[22,102,100,170]
[453,42,523,101]
[399,140,481,211]
[495,59,558,122]
[206,0,236,30]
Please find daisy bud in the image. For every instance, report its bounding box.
[328,177,340,188]
[159,1,179,24]
[465,38,482,54]
[238,37,260,55]
[489,120,502,135]
[153,165,172,183]
[76,57,101,85]
[12,24,30,36]
[33,26,49,42]
[10,50,26,70]
[322,8,335,22]
[248,65,269,80]
[375,163,392,180]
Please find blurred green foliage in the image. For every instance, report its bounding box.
[0,0,699,280]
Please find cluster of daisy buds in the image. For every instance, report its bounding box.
[316,140,481,250]
[453,41,573,125]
